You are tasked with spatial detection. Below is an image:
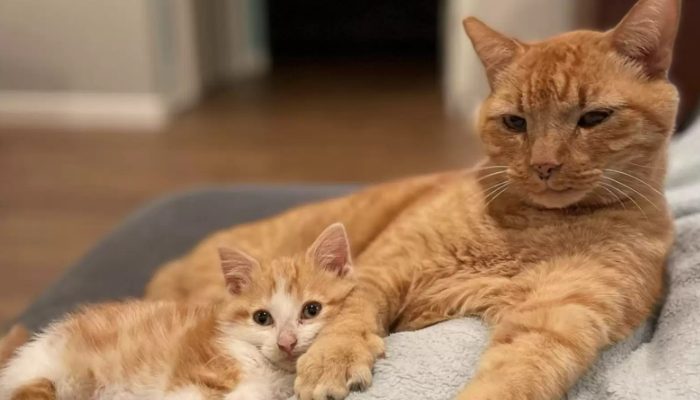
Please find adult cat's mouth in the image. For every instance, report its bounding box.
[529,187,588,209]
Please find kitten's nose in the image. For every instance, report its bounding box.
[532,163,561,181]
[277,332,297,355]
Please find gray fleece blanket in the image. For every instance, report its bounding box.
[349,122,700,400]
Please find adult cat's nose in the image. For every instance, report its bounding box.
[532,163,561,181]
[277,332,297,355]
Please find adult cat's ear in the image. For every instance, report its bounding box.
[463,17,525,86]
[307,223,353,277]
[218,247,259,295]
[611,0,681,77]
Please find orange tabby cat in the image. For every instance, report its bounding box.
[147,0,680,399]
[0,224,355,400]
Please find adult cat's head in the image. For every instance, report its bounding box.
[216,223,354,371]
[466,0,680,209]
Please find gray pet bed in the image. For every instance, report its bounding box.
[11,122,700,399]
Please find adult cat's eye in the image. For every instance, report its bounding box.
[301,301,322,319]
[253,310,273,326]
[578,110,613,128]
[502,115,527,133]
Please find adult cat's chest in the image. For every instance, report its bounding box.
[404,184,618,283]
[390,191,626,331]
[359,177,629,295]
[417,217,539,280]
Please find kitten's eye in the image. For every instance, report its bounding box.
[502,115,527,133]
[252,310,273,326]
[578,110,612,128]
[301,301,322,319]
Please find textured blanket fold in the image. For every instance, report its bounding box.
[346,123,700,400]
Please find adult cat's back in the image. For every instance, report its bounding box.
[146,171,459,302]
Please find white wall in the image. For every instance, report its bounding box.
[0,0,200,129]
[443,0,596,122]
[0,0,155,93]
[148,0,201,111]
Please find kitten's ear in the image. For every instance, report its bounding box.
[218,247,259,295]
[611,0,681,77]
[463,17,524,86]
[306,223,352,277]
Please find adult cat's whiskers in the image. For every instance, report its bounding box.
[481,181,509,199]
[600,182,648,219]
[593,193,610,206]
[471,165,509,171]
[463,180,509,204]
[474,170,508,184]
[604,169,664,197]
[598,184,627,210]
[483,184,509,208]
[601,176,660,211]
[627,161,662,170]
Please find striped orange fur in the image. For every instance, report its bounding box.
[145,1,680,399]
[1,224,356,400]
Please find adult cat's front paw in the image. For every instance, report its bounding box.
[294,333,384,400]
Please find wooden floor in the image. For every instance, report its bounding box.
[0,61,482,325]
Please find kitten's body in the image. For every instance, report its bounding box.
[1,225,356,400]
[0,327,27,368]
[0,302,260,400]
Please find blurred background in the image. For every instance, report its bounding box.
[0,0,698,325]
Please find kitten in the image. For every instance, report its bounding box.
[0,223,354,400]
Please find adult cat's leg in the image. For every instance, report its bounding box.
[458,255,663,400]
[392,276,525,331]
[294,262,412,400]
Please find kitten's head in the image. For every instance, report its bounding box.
[217,223,354,371]
[465,0,680,209]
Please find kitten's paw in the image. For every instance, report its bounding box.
[294,333,384,400]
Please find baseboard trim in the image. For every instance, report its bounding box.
[0,91,170,131]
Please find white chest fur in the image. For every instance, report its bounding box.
[222,338,295,400]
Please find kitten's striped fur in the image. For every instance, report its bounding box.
[1,224,355,400]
